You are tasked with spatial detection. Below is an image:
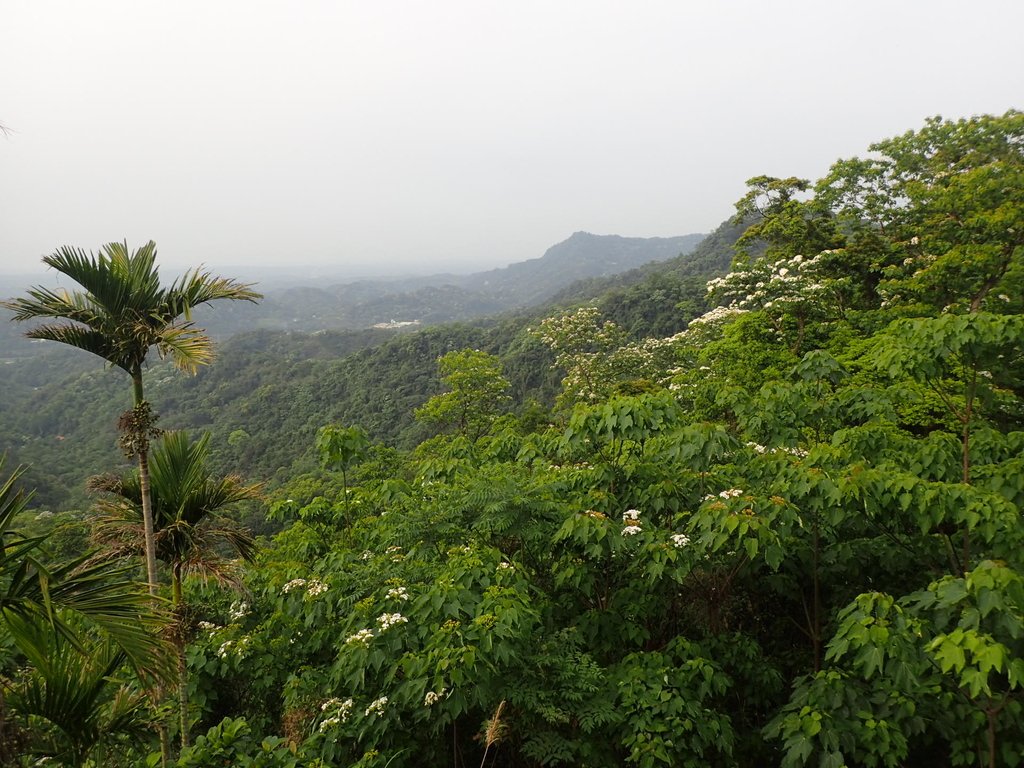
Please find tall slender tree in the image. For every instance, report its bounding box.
[89,430,262,748]
[2,242,260,594]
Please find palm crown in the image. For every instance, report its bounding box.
[88,430,261,749]
[3,241,260,377]
[90,431,262,588]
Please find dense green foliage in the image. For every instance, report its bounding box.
[3,110,1023,767]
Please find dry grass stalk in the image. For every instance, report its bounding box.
[479,700,507,768]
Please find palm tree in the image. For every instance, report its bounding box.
[89,430,262,748]
[2,241,260,594]
[6,630,153,767]
[0,458,172,681]
[0,458,173,763]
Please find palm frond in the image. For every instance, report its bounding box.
[87,503,147,573]
[4,549,174,683]
[8,630,152,765]
[181,476,263,527]
[178,548,247,591]
[163,269,262,321]
[0,457,31,534]
[85,473,126,497]
[155,323,216,372]
[102,241,163,311]
[25,323,124,367]
[2,284,100,327]
[88,430,261,571]
[187,518,258,565]
[8,242,259,385]
[42,245,142,318]
[149,430,211,508]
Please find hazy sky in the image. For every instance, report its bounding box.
[2,0,1022,278]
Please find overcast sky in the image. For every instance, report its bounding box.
[2,1,1022,279]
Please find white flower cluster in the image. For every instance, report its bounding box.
[602,331,692,388]
[360,550,373,560]
[364,696,388,717]
[671,533,691,548]
[306,580,328,598]
[746,441,809,459]
[386,586,409,601]
[703,488,744,502]
[687,304,748,327]
[283,577,327,598]
[386,546,402,554]
[228,601,249,621]
[345,629,374,646]
[377,613,408,631]
[424,689,448,706]
[497,562,514,571]
[318,697,354,732]
[531,307,629,403]
[706,251,830,314]
[533,307,623,353]
[622,508,642,536]
[321,697,343,711]
[198,620,220,632]
[216,636,250,659]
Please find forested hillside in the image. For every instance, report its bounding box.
[0,227,730,511]
[178,231,705,337]
[3,111,1023,768]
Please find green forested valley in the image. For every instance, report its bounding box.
[0,225,733,513]
[2,111,1023,767]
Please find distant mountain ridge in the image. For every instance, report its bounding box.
[458,231,706,305]
[188,230,706,336]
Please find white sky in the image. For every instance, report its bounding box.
[2,0,1022,278]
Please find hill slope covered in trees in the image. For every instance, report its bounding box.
[181,231,706,336]
[3,111,1023,768]
[0,227,730,510]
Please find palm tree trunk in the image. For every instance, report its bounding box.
[133,372,172,756]
[177,644,190,749]
[172,564,191,749]
[133,374,160,595]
